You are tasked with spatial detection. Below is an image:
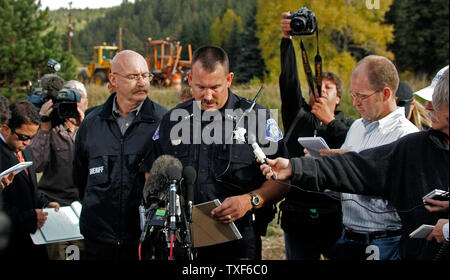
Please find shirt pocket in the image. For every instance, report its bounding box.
[166,143,193,168]
[215,144,260,192]
[86,156,110,187]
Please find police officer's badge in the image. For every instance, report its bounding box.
[233,127,247,143]
[265,118,283,142]
[152,125,160,140]
[171,139,181,146]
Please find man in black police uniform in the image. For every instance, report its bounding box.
[142,46,288,260]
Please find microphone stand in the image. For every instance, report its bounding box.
[181,203,194,260]
[138,207,156,260]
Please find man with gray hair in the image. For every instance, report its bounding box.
[30,80,88,259]
[261,67,449,259]
[64,80,89,113]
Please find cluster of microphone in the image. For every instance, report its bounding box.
[138,101,275,259]
[140,154,197,260]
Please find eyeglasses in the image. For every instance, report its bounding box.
[113,72,154,82]
[350,90,379,101]
[12,130,35,141]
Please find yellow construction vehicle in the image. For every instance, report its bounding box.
[145,37,192,90]
[77,44,119,85]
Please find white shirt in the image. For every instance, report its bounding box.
[444,223,449,241]
[340,107,419,233]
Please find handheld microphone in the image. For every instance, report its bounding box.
[248,134,276,180]
[182,166,197,222]
[166,165,182,231]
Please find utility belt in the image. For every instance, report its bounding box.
[344,227,402,243]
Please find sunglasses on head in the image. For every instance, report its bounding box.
[12,130,34,141]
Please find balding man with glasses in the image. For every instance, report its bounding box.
[73,50,167,260]
[303,55,419,260]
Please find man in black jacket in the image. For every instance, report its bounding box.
[1,101,60,259]
[1,94,13,189]
[261,68,449,259]
[278,12,354,259]
[73,50,167,260]
[142,46,288,260]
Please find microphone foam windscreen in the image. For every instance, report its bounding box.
[143,154,182,205]
[40,74,65,96]
[165,165,182,181]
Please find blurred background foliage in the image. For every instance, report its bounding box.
[1,0,448,109]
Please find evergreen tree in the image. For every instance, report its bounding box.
[386,0,449,77]
[222,21,241,74]
[233,2,267,84]
[0,0,77,100]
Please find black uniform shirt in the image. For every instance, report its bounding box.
[142,90,288,205]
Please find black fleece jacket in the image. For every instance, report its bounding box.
[290,129,449,259]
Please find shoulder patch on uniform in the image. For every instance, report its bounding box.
[152,125,160,140]
[265,118,283,142]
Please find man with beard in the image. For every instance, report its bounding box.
[73,50,167,260]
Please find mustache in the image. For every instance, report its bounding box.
[131,86,149,94]
[202,99,216,105]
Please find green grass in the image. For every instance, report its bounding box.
[86,82,361,134]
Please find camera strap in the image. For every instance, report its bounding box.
[284,30,323,144]
[314,29,322,97]
[299,29,322,97]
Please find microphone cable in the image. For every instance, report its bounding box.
[270,176,427,214]
[216,86,265,180]
[169,232,175,260]
[433,241,449,260]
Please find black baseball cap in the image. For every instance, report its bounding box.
[396,81,414,118]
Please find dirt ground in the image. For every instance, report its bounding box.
[261,234,286,260]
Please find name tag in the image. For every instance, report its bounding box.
[89,166,104,175]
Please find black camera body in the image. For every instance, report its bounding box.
[29,86,81,122]
[28,65,81,126]
[288,7,318,36]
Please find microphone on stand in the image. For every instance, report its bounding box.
[165,165,182,260]
[140,155,182,242]
[182,166,197,222]
[166,165,182,232]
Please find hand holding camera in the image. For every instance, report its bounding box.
[28,60,82,128]
[281,8,318,38]
[39,100,54,131]
[280,12,293,39]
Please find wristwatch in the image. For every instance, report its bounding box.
[248,192,260,209]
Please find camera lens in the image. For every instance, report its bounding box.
[290,17,307,33]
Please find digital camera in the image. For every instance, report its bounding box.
[288,7,318,36]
